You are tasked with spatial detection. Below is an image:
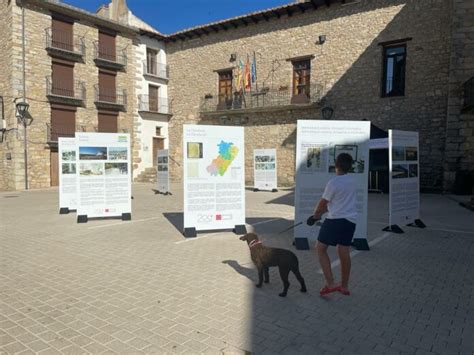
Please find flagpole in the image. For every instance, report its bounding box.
[253,51,259,106]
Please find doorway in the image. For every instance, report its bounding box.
[152,137,165,166]
[50,148,59,186]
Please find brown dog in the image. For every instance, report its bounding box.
[240,233,307,297]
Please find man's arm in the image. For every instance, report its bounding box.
[313,198,329,220]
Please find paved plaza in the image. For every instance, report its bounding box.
[1,184,473,354]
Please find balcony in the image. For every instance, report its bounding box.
[93,42,127,70]
[143,60,169,80]
[45,28,85,61]
[46,76,86,106]
[138,95,171,116]
[462,77,474,112]
[200,83,323,115]
[94,85,127,111]
[46,123,75,144]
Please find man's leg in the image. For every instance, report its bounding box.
[316,241,335,287]
[337,245,351,289]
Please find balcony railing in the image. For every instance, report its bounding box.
[143,60,169,79]
[94,85,127,110]
[46,76,86,105]
[463,77,474,112]
[200,83,323,113]
[93,42,127,69]
[45,28,85,60]
[138,95,170,114]
[46,123,75,144]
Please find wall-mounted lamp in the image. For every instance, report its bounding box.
[321,106,334,120]
[317,35,326,45]
[229,53,237,62]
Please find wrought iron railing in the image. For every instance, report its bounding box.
[94,85,127,107]
[463,77,474,111]
[143,60,169,79]
[46,76,86,101]
[93,42,127,66]
[200,83,323,112]
[45,28,85,56]
[46,123,75,143]
[138,95,170,114]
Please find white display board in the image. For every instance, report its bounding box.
[58,137,77,213]
[76,133,131,221]
[294,120,371,247]
[389,130,420,226]
[157,149,170,194]
[183,125,245,233]
[254,149,277,191]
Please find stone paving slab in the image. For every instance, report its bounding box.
[0,184,473,354]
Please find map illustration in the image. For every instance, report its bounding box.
[206,140,239,176]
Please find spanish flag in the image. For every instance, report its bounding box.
[244,56,251,92]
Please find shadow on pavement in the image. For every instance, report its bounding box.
[163,212,183,233]
[264,191,295,207]
[222,260,254,283]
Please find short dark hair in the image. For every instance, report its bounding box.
[335,153,353,173]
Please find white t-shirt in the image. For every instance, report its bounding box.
[322,174,357,223]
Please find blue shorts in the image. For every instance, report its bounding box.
[317,218,356,246]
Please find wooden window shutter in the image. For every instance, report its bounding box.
[98,111,118,133]
[51,107,75,141]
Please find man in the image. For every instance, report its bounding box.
[313,153,357,296]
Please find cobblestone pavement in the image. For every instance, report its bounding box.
[1,184,473,354]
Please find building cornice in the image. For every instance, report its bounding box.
[20,0,139,35]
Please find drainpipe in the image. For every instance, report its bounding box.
[21,0,28,190]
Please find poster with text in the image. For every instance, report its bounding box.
[389,130,420,226]
[254,149,277,191]
[76,133,131,219]
[59,137,77,211]
[183,125,245,231]
[157,149,169,193]
[294,120,371,243]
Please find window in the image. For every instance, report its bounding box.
[218,70,233,109]
[51,107,75,141]
[98,111,118,133]
[98,71,116,102]
[51,18,73,51]
[146,48,157,75]
[292,59,311,103]
[52,61,74,97]
[98,30,116,62]
[149,85,159,112]
[382,44,406,97]
[155,126,162,136]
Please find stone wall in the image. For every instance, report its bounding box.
[444,0,474,191]
[167,0,453,189]
[0,1,137,191]
[0,0,14,190]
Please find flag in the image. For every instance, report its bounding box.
[244,56,251,92]
[236,59,244,90]
[251,52,257,84]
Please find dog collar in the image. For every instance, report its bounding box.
[249,240,262,248]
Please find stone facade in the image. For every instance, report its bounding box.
[444,0,474,191]
[0,0,137,190]
[166,0,468,190]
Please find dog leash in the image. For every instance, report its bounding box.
[277,216,322,235]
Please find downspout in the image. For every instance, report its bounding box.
[21,0,28,190]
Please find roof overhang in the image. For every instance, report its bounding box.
[166,0,339,42]
[20,0,139,35]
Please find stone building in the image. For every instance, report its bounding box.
[165,0,474,191]
[96,0,171,183]
[0,0,138,190]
